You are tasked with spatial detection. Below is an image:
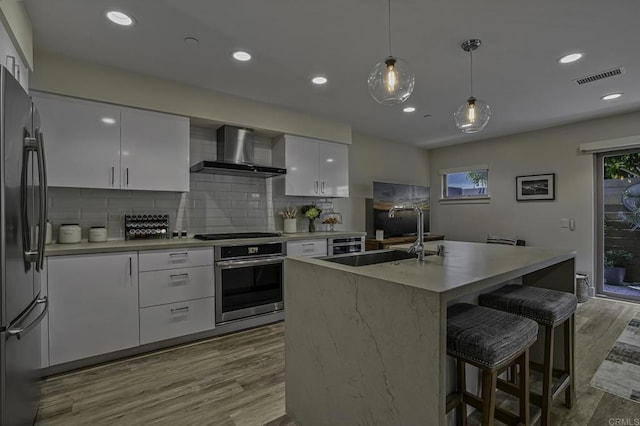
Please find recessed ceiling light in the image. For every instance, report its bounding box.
[106,11,134,26]
[232,51,252,62]
[311,76,328,85]
[601,92,622,100]
[326,158,334,163]
[403,106,416,113]
[184,37,199,45]
[101,117,116,125]
[558,53,583,64]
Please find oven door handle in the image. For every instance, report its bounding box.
[215,257,285,268]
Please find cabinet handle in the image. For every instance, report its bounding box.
[170,306,189,314]
[129,257,132,276]
[314,181,319,193]
[321,181,325,193]
[169,273,189,280]
[111,166,115,186]
[169,252,189,259]
[126,168,129,186]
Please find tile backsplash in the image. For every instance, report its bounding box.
[47,126,336,241]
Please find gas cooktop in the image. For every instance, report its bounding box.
[193,232,282,241]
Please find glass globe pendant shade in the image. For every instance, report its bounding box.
[454,96,491,133]
[368,56,415,105]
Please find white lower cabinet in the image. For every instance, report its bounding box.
[47,252,139,365]
[138,247,215,345]
[286,239,328,257]
[139,266,214,307]
[138,247,213,271]
[46,247,216,366]
[139,297,215,344]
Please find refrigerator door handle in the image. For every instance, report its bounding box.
[7,296,48,340]
[21,135,37,264]
[35,129,48,271]
[21,132,48,269]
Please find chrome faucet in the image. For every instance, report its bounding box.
[388,204,425,262]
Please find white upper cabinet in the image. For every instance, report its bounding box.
[32,93,121,189]
[274,134,349,197]
[120,107,189,191]
[279,134,320,196]
[31,92,190,192]
[318,140,349,197]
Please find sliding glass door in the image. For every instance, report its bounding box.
[596,150,640,301]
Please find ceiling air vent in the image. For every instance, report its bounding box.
[574,67,625,85]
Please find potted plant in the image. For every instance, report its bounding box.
[300,204,321,233]
[604,248,633,285]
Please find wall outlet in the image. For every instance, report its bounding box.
[108,213,123,221]
[561,218,569,228]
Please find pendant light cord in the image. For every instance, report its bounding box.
[469,50,474,97]
[388,0,392,56]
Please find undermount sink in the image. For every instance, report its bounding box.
[322,249,423,267]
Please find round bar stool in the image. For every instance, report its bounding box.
[447,303,539,426]
[479,285,578,426]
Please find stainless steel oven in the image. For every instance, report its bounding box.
[214,241,285,324]
[328,236,365,255]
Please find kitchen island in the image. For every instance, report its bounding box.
[284,240,575,426]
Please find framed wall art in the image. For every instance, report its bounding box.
[516,173,555,201]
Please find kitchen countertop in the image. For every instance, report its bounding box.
[294,240,575,297]
[44,231,366,256]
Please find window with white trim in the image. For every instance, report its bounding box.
[440,165,489,201]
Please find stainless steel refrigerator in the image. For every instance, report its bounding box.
[0,66,48,425]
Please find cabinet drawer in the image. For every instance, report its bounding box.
[139,297,215,344]
[139,247,213,271]
[287,239,328,257]
[139,266,214,308]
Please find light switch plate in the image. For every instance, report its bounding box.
[561,218,569,228]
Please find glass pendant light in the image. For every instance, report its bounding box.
[367,0,415,105]
[454,39,491,133]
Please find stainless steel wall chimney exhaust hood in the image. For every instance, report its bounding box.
[190,125,286,178]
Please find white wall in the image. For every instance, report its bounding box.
[0,1,33,69]
[430,109,640,281]
[30,49,351,144]
[334,131,430,233]
[0,2,30,89]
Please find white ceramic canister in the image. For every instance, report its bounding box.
[88,226,108,243]
[283,218,297,234]
[58,224,82,244]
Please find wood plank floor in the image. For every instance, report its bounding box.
[37,297,640,425]
[37,323,287,426]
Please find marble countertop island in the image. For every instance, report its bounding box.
[284,240,576,426]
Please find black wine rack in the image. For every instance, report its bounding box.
[125,214,169,240]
